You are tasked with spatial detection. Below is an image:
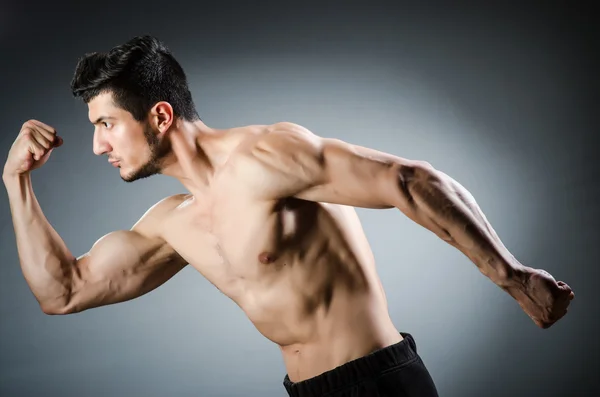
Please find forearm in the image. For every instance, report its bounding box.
[399,164,524,286]
[3,174,76,311]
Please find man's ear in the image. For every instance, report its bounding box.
[150,101,175,134]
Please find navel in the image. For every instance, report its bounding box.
[258,251,277,264]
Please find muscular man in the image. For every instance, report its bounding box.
[3,36,574,397]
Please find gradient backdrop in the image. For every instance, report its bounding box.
[0,1,597,396]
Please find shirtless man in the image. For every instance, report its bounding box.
[3,36,574,397]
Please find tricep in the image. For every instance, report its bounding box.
[239,122,427,209]
[62,230,185,314]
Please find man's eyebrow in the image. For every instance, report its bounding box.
[92,116,116,124]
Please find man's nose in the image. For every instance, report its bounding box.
[92,129,111,156]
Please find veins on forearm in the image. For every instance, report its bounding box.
[404,167,516,278]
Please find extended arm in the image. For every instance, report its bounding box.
[244,122,575,328]
[4,173,187,315]
[244,122,519,285]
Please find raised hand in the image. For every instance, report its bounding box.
[3,119,63,178]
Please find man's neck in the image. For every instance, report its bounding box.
[161,119,230,196]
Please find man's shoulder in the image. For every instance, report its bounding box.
[231,121,320,157]
[258,121,316,140]
[231,121,315,143]
[223,122,327,200]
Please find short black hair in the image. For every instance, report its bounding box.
[71,35,200,122]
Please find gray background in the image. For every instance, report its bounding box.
[0,1,597,396]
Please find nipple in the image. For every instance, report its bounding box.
[258,251,277,264]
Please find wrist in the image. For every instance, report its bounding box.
[3,170,27,183]
[3,171,31,192]
[491,257,527,288]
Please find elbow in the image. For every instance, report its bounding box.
[39,299,76,315]
[40,305,70,316]
[414,160,435,172]
[403,160,446,191]
[399,160,437,184]
[411,160,438,179]
[394,160,438,206]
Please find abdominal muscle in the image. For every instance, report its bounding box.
[236,260,403,383]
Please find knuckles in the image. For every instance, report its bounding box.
[21,120,37,131]
[21,119,56,134]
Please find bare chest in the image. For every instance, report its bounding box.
[158,181,378,346]
[161,187,313,298]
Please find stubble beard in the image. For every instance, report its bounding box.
[122,121,171,183]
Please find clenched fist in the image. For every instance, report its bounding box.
[3,120,63,178]
[503,266,575,329]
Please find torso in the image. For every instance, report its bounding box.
[159,125,402,382]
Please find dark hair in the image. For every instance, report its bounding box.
[71,35,200,122]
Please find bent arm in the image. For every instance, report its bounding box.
[3,174,187,314]
[63,228,185,314]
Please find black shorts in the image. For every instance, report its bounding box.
[282,332,439,397]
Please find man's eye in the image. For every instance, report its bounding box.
[103,122,112,128]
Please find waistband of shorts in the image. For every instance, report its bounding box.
[283,332,418,397]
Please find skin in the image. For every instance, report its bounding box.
[3,92,575,383]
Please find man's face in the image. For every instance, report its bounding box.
[87,92,171,182]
